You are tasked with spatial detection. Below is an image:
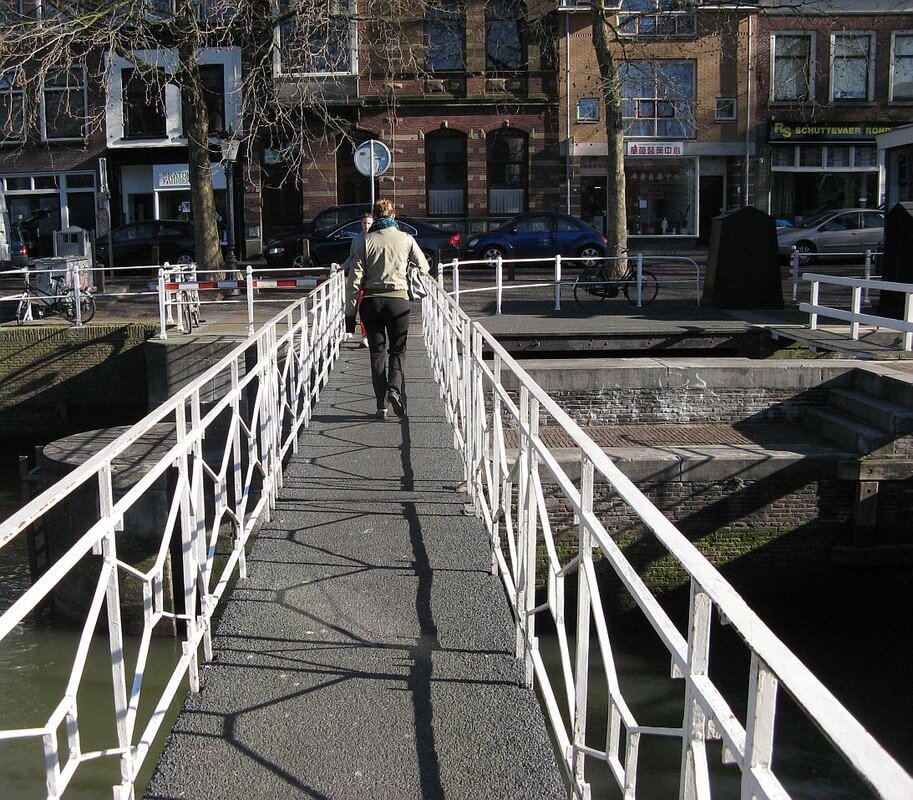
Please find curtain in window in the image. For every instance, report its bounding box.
[426,131,466,215]
[487,130,527,214]
[833,35,869,100]
[426,0,464,71]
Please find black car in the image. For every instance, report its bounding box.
[264,215,461,269]
[263,204,371,267]
[96,220,196,269]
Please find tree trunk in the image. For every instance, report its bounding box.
[178,36,225,278]
[592,0,627,278]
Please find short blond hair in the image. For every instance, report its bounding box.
[373,198,396,218]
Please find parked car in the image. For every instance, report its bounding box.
[263,204,372,267]
[777,208,884,263]
[96,220,197,269]
[264,215,461,269]
[462,211,606,267]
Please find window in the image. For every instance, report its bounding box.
[715,98,736,121]
[181,64,225,134]
[619,0,696,38]
[426,0,465,72]
[41,66,87,140]
[772,33,813,102]
[620,60,695,137]
[487,129,527,215]
[122,67,166,138]
[425,130,466,216]
[0,0,24,22]
[486,0,523,71]
[831,33,873,101]
[862,211,883,229]
[0,72,25,143]
[891,33,913,101]
[277,0,354,75]
[41,0,80,17]
[577,98,599,122]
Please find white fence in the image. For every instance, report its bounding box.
[800,272,913,352]
[0,271,345,799]
[421,272,913,799]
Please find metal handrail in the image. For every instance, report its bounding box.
[0,271,346,799]
[420,272,913,800]
[800,271,913,351]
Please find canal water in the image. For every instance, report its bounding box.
[0,454,910,798]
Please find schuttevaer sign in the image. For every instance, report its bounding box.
[770,121,897,140]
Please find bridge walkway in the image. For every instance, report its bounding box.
[144,333,566,800]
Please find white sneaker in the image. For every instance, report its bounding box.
[360,337,369,348]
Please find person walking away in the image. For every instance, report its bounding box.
[334,212,373,347]
[344,199,430,419]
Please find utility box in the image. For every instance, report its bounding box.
[701,207,783,309]
[54,226,93,261]
[33,256,94,293]
[876,202,913,320]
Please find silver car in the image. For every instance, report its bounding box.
[777,208,884,263]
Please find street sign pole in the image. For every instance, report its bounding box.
[370,141,375,209]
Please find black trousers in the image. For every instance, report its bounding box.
[358,295,411,409]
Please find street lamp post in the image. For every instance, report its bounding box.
[219,135,240,271]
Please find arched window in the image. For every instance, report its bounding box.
[487,129,527,215]
[425,0,465,72]
[425,130,467,216]
[485,0,524,71]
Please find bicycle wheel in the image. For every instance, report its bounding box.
[63,293,96,323]
[623,270,659,307]
[574,267,613,308]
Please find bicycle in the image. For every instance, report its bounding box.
[170,262,202,333]
[573,260,659,308]
[15,267,96,324]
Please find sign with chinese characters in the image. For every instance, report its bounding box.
[626,141,684,157]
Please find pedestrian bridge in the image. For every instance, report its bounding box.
[0,272,910,799]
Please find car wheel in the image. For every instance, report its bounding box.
[794,242,816,265]
[292,253,308,270]
[176,253,194,266]
[482,246,514,279]
[578,244,604,268]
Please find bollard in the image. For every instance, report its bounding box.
[635,253,644,307]
[554,254,562,312]
[791,248,799,301]
[864,250,872,306]
[495,254,503,315]
[246,265,255,335]
[70,261,83,326]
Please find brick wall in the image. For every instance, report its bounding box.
[0,324,156,440]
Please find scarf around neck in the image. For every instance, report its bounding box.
[370,216,398,232]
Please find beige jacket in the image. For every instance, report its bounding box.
[344,226,431,314]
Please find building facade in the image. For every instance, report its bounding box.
[755,0,913,224]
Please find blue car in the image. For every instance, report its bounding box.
[463,212,606,270]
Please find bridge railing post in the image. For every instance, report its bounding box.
[157,268,168,339]
[495,255,503,315]
[678,581,713,799]
[490,354,503,577]
[246,265,255,335]
[572,454,594,797]
[453,258,460,308]
[521,392,540,689]
[554,254,562,312]
[516,386,530,664]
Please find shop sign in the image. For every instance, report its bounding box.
[154,165,190,190]
[626,141,684,157]
[770,121,897,141]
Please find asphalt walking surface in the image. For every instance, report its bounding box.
[143,330,567,800]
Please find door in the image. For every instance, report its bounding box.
[859,211,885,252]
[817,212,860,254]
[698,175,724,245]
[509,215,553,258]
[552,217,585,257]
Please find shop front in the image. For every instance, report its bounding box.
[767,121,893,224]
[119,163,228,227]
[624,142,697,237]
[877,124,913,209]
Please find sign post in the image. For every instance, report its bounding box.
[354,139,392,209]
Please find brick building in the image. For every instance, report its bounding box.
[555,0,754,246]
[755,0,913,223]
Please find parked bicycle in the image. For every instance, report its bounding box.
[573,259,659,308]
[15,267,96,324]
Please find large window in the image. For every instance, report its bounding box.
[487,129,527,215]
[891,33,913,101]
[0,71,25,143]
[620,60,695,138]
[486,0,523,71]
[277,0,354,75]
[831,33,873,101]
[625,158,695,236]
[425,130,466,216]
[122,67,166,138]
[426,0,464,72]
[618,0,695,38]
[181,64,225,134]
[772,33,813,102]
[42,66,87,140]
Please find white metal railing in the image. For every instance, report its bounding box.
[0,271,346,799]
[789,248,878,303]
[440,253,702,314]
[800,272,913,351]
[421,272,913,800]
